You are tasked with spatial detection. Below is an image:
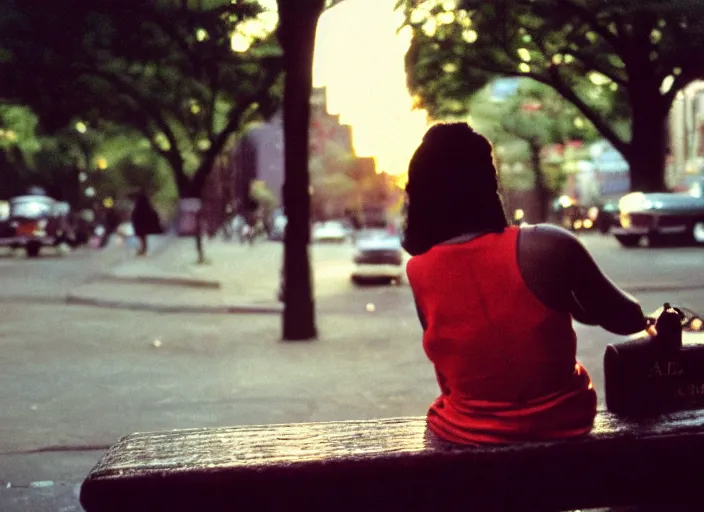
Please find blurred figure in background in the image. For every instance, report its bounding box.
[131,191,162,256]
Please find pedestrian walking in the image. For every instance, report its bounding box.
[131,191,162,256]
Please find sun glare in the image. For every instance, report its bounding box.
[313,0,430,176]
[251,0,430,177]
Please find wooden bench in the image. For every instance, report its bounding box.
[80,410,704,512]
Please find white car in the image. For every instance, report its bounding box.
[312,220,349,244]
[351,229,404,284]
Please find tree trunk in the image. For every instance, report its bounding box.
[190,158,215,203]
[277,0,323,341]
[621,45,671,193]
[182,185,206,264]
[625,100,669,193]
[529,140,550,223]
[195,221,205,263]
[190,161,215,264]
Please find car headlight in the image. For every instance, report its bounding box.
[618,192,646,213]
[32,219,48,236]
[619,213,631,228]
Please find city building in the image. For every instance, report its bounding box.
[588,139,630,202]
[668,79,704,189]
[227,87,355,208]
[222,86,384,223]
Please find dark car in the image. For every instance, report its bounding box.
[611,177,704,247]
[0,195,74,257]
[595,201,620,234]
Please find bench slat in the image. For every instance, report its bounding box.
[81,410,704,511]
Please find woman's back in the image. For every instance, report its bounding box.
[409,227,580,401]
[407,227,597,444]
[401,122,645,445]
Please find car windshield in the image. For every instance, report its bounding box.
[11,198,52,218]
[318,221,344,230]
[356,227,391,239]
[356,233,401,246]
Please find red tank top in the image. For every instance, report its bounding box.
[406,226,596,445]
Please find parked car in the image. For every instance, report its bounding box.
[351,228,404,284]
[611,177,704,247]
[550,196,601,232]
[0,194,75,257]
[595,201,620,234]
[0,200,10,235]
[312,220,349,244]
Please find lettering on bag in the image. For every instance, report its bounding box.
[647,360,704,399]
[676,383,704,398]
[647,360,684,378]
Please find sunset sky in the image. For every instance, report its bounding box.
[312,0,431,176]
[251,0,431,176]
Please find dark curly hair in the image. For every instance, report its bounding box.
[402,122,508,256]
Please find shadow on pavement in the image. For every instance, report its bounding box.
[350,276,403,287]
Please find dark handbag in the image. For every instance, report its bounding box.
[604,304,704,416]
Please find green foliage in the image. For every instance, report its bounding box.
[399,0,704,190]
[0,0,284,197]
[471,80,600,145]
[469,80,597,194]
[310,139,354,179]
[249,179,278,218]
[13,121,172,207]
[309,138,357,216]
[0,105,40,152]
[90,130,172,198]
[0,105,41,170]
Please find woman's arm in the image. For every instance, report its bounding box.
[518,225,647,335]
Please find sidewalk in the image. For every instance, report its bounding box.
[67,236,356,314]
[66,233,704,315]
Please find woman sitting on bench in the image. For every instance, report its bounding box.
[403,123,648,445]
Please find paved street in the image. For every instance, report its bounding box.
[0,237,167,302]
[0,232,702,510]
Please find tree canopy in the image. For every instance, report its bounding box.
[470,79,601,149]
[468,79,601,219]
[0,0,283,199]
[399,0,704,191]
[0,105,42,198]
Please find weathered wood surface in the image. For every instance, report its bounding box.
[81,410,704,512]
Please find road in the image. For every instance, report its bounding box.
[314,232,704,316]
[0,238,167,302]
[0,233,702,511]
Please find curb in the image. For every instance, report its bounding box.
[64,294,282,315]
[620,282,704,294]
[96,274,221,289]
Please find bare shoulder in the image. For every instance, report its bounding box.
[520,223,582,243]
[518,223,589,261]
